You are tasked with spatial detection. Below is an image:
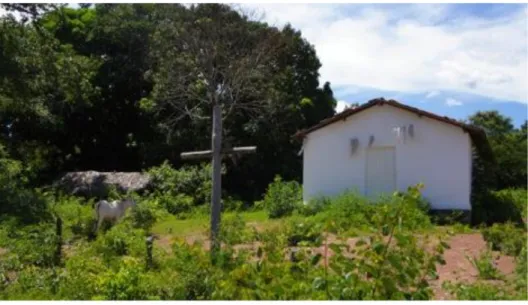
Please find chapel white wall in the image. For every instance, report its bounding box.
[302,104,472,210]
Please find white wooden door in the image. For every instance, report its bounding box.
[365,147,396,198]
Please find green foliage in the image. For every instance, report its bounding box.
[219,213,255,245]
[493,188,527,220]
[312,184,432,236]
[3,222,59,268]
[298,196,332,216]
[130,200,163,231]
[482,222,526,256]
[147,161,225,211]
[95,257,152,300]
[157,193,194,216]
[472,188,526,225]
[259,175,302,218]
[0,183,458,300]
[94,221,146,259]
[0,144,51,224]
[284,217,323,246]
[52,195,95,241]
[442,281,520,300]
[467,248,503,280]
[0,266,57,300]
[469,111,527,190]
[515,246,527,298]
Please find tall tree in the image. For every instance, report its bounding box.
[468,111,527,189]
[150,4,285,258]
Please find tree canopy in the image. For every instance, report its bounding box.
[0,3,337,200]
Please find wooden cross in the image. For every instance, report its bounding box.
[180,139,256,260]
[180,146,256,162]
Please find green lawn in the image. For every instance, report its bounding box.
[152,210,271,236]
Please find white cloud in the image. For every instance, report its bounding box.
[335,100,349,113]
[244,4,528,104]
[445,98,463,107]
[425,91,440,99]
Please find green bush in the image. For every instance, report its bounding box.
[472,188,526,225]
[158,193,194,215]
[219,213,254,245]
[297,196,332,216]
[467,248,503,280]
[6,223,59,268]
[258,175,302,218]
[443,281,519,300]
[0,266,57,300]
[482,222,526,256]
[52,196,96,241]
[94,221,146,259]
[311,184,432,235]
[515,246,527,298]
[95,257,152,300]
[493,188,527,219]
[284,217,323,246]
[130,200,162,231]
[147,161,226,208]
[56,253,103,299]
[222,196,245,212]
[0,145,51,224]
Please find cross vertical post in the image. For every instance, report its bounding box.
[180,118,256,262]
[210,103,222,259]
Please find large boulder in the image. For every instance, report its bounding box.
[54,171,152,198]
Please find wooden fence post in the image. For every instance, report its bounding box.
[146,235,154,270]
[54,217,63,266]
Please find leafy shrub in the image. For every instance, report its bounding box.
[168,241,216,300]
[6,223,59,268]
[95,257,153,300]
[158,193,194,215]
[482,222,526,256]
[494,188,527,219]
[312,184,432,235]
[467,248,503,280]
[297,196,332,216]
[325,202,447,300]
[284,218,323,246]
[52,196,95,241]
[219,213,254,245]
[515,246,527,298]
[147,161,225,207]
[56,253,103,299]
[130,200,162,231]
[472,188,526,225]
[0,145,51,224]
[0,266,56,300]
[443,281,519,300]
[94,222,146,259]
[258,175,302,218]
[222,196,245,212]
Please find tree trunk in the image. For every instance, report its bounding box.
[210,103,223,261]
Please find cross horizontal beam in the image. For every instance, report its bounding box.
[180,146,257,160]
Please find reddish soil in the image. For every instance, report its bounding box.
[430,233,516,300]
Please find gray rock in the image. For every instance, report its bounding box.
[54,171,152,198]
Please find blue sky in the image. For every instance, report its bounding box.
[245,3,528,126]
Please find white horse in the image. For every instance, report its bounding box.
[94,198,136,231]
